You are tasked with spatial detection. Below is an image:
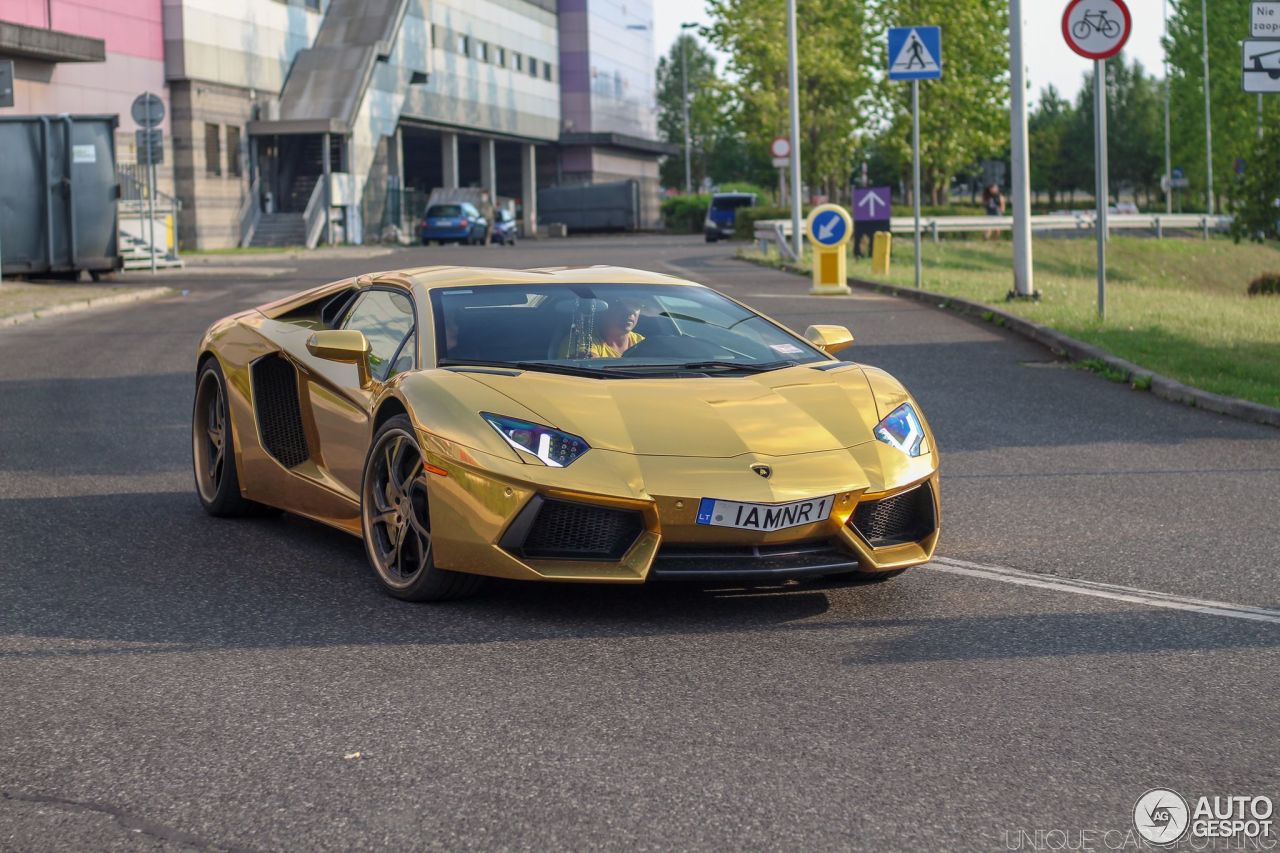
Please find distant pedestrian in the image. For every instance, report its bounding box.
[982,183,1005,239]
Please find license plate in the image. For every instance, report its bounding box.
[695,495,834,532]
[432,219,453,227]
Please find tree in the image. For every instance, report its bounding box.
[1165,0,1275,212]
[1229,126,1280,243]
[1029,85,1072,206]
[873,0,1010,204]
[656,34,725,190]
[705,0,875,196]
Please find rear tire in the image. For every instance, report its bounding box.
[192,358,279,517]
[360,415,485,601]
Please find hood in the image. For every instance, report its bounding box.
[461,363,882,458]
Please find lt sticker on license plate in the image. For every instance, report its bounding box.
[695,495,834,532]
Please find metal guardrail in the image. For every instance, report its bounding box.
[755,212,1234,254]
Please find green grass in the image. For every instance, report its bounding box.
[746,235,1280,409]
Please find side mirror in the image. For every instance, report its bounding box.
[306,329,373,387]
[804,324,855,355]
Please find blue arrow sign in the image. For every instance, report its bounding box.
[888,26,942,81]
[810,210,848,246]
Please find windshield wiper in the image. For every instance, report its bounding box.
[440,359,621,378]
[603,360,794,374]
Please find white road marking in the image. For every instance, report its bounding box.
[928,556,1280,626]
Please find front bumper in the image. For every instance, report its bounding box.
[420,432,940,584]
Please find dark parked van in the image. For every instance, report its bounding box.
[703,192,757,242]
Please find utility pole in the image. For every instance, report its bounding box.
[1201,0,1213,215]
[680,22,698,194]
[1008,0,1033,297]
[785,0,803,259]
[1164,0,1173,214]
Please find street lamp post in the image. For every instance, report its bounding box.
[1201,0,1213,215]
[680,22,698,195]
[1164,0,1172,214]
[785,0,802,259]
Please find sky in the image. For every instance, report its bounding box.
[651,0,1170,105]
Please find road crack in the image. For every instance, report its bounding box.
[0,789,259,852]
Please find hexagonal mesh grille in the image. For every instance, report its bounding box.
[850,482,935,548]
[250,354,309,469]
[521,500,644,560]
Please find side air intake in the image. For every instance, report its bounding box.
[250,354,310,468]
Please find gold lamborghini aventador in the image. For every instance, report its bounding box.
[193,265,939,601]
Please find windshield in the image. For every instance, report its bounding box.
[711,195,755,211]
[431,283,826,375]
[426,205,462,218]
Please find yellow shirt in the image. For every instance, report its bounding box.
[560,331,644,359]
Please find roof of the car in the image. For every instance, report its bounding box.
[712,192,755,199]
[400,265,703,291]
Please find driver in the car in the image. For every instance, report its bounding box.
[561,298,645,358]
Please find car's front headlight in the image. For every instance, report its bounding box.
[482,413,589,467]
[873,403,929,457]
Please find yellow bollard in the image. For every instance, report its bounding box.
[805,204,853,295]
[871,231,892,275]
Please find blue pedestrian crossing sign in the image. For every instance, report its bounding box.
[888,26,942,81]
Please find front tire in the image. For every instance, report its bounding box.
[360,415,484,601]
[192,358,277,517]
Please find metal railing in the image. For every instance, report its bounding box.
[237,175,262,248]
[303,178,327,249]
[755,212,1234,255]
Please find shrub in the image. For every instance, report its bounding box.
[733,206,811,240]
[1247,273,1280,296]
[661,194,711,233]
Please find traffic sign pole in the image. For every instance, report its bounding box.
[146,96,157,275]
[911,79,922,290]
[1062,0,1130,320]
[1095,60,1108,320]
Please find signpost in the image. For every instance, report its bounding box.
[804,204,853,295]
[0,60,11,282]
[131,92,165,274]
[852,187,891,259]
[888,26,941,290]
[771,136,791,204]
[1063,0,1131,321]
[1244,1,1280,94]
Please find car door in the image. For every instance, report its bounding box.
[300,285,418,498]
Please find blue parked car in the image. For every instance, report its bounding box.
[703,192,757,242]
[420,202,488,245]
[492,208,518,245]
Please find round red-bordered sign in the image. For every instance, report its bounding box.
[1062,0,1131,61]
[770,137,791,159]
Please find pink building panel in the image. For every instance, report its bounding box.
[0,0,164,60]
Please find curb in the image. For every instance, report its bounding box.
[0,286,174,329]
[740,255,1280,429]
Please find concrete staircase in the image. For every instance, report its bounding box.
[250,213,309,247]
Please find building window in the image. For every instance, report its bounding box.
[457,34,469,56]
[528,57,538,77]
[477,41,489,62]
[430,24,438,48]
[543,63,552,82]
[512,52,523,72]
[226,126,242,176]
[204,124,221,176]
[304,0,320,10]
[495,46,506,67]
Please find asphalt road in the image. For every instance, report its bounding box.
[1,235,1277,852]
